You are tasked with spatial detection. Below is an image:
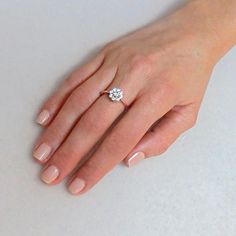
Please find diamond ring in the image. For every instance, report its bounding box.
[100,87,128,109]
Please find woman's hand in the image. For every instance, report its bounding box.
[33,0,236,195]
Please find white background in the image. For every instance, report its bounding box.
[0,1,235,235]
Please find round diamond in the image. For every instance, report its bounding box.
[108,88,123,102]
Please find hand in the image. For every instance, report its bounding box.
[33,0,235,195]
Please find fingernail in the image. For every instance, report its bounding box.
[126,152,145,168]
[68,177,86,195]
[41,165,59,184]
[33,143,51,161]
[36,110,50,125]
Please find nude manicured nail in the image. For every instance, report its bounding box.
[41,165,59,184]
[36,110,50,125]
[33,143,51,161]
[68,178,86,195]
[126,152,145,167]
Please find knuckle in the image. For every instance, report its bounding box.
[97,65,116,80]
[175,109,198,131]
[157,145,169,155]
[188,114,198,129]
[102,41,117,53]
[180,110,198,130]
[161,79,177,97]
[68,88,82,102]
[130,54,153,74]
[63,73,78,88]
[184,106,199,130]
[144,82,176,108]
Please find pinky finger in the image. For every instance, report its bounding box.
[36,52,105,126]
[124,105,198,167]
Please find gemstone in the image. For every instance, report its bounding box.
[108,88,123,102]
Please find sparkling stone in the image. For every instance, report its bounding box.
[108,87,123,102]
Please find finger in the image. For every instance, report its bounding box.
[39,66,146,185]
[124,105,198,167]
[36,52,105,126]
[33,62,118,163]
[67,89,175,195]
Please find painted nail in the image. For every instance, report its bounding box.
[36,110,50,125]
[68,177,86,195]
[33,143,51,161]
[126,152,145,167]
[41,165,59,184]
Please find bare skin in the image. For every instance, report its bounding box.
[33,0,236,195]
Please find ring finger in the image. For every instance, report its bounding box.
[39,67,144,184]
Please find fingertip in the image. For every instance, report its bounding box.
[33,143,52,162]
[124,151,145,168]
[40,165,60,184]
[68,177,86,195]
[36,109,50,126]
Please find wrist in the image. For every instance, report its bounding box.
[188,0,236,62]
